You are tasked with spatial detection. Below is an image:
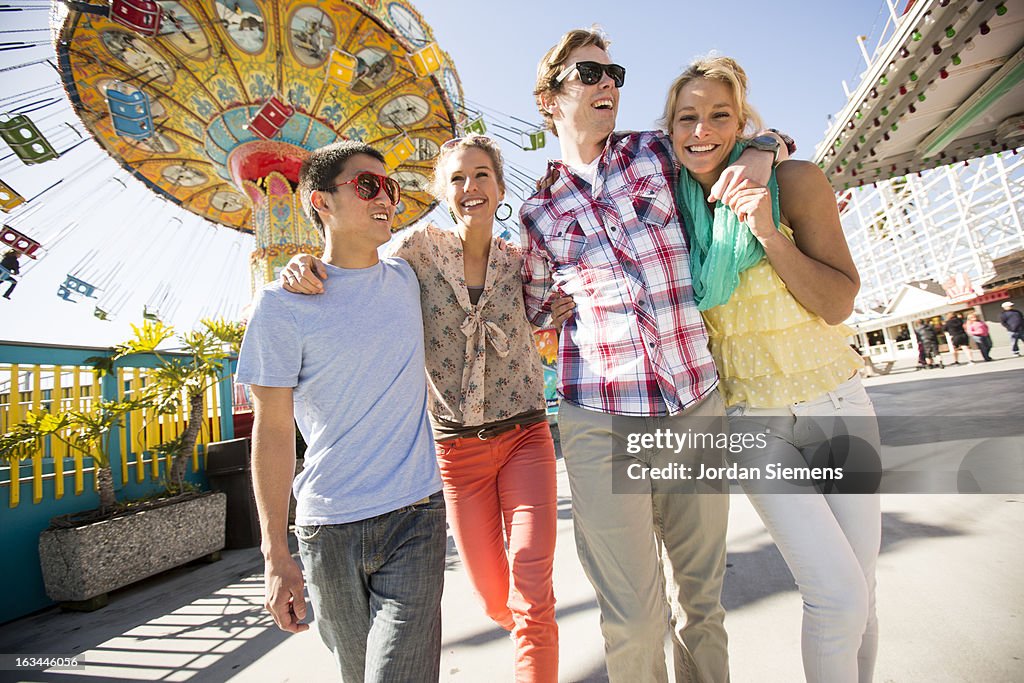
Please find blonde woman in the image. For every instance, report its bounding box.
[661,57,880,683]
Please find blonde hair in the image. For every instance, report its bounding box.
[533,27,611,137]
[428,135,506,201]
[658,55,763,137]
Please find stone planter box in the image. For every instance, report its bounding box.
[38,492,227,605]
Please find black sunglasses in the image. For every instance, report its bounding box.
[555,61,626,88]
[322,172,401,205]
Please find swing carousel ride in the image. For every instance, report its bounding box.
[0,0,550,328]
[57,0,464,286]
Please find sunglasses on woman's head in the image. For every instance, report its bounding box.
[555,61,626,88]
[441,134,496,150]
[322,172,401,205]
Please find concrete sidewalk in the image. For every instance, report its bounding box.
[2,360,1022,682]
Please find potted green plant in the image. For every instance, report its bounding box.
[107,318,245,492]
[0,397,143,514]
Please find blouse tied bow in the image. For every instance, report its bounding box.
[458,307,510,424]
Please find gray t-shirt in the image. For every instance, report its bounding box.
[236,258,441,526]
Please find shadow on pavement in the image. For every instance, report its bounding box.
[869,369,1024,445]
[0,543,294,683]
[723,510,964,614]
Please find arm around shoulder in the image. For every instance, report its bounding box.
[518,206,556,327]
[281,252,327,294]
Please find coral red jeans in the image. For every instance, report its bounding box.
[435,420,558,683]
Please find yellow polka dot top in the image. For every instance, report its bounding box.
[701,224,863,408]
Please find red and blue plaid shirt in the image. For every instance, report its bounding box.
[520,131,718,417]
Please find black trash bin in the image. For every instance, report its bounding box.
[206,438,261,549]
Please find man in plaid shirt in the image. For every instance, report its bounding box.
[521,29,781,683]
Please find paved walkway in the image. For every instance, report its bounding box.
[2,356,1022,682]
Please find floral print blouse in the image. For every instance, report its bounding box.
[388,224,547,427]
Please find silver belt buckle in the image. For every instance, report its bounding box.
[477,428,489,440]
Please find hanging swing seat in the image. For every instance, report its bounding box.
[521,129,546,151]
[0,224,42,258]
[0,114,59,165]
[408,43,443,78]
[58,275,98,301]
[0,179,25,212]
[109,0,164,38]
[326,50,359,86]
[247,96,295,141]
[383,136,415,171]
[107,87,155,140]
[463,116,487,136]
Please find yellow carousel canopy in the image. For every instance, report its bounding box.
[53,0,465,232]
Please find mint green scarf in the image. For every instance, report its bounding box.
[675,142,780,311]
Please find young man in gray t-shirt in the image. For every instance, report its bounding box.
[236,140,445,682]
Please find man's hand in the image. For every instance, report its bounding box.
[264,552,309,633]
[281,254,327,294]
[535,166,559,193]
[707,148,773,207]
[550,293,576,327]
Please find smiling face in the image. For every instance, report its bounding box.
[546,44,619,143]
[313,153,395,249]
[442,146,504,231]
[670,78,743,189]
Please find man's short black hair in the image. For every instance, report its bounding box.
[299,141,386,235]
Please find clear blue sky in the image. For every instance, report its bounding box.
[2,0,895,347]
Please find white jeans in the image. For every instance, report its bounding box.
[727,376,880,683]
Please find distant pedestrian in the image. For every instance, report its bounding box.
[1000,301,1023,357]
[0,250,19,300]
[914,327,927,369]
[915,319,942,368]
[943,313,972,364]
[964,312,993,362]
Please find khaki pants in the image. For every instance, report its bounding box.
[558,392,730,683]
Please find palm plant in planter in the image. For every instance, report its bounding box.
[108,318,244,492]
[0,397,147,514]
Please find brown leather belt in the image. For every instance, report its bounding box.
[476,423,523,440]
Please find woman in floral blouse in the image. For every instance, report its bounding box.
[281,135,565,682]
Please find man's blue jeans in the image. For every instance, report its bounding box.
[296,491,447,682]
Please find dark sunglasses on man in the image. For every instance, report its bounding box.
[321,172,401,205]
[555,61,626,88]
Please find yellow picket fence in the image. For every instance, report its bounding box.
[1,361,226,509]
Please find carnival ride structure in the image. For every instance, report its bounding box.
[813,0,1024,316]
[0,0,553,326]
[54,0,467,287]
